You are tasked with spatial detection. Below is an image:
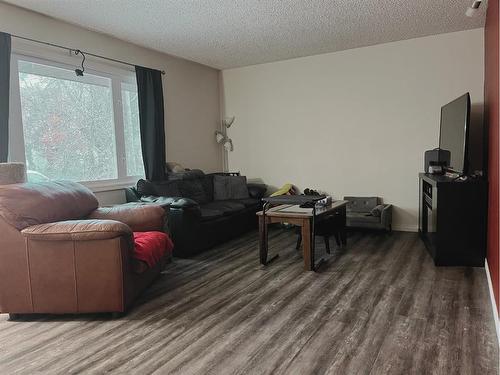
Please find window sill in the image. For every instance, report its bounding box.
[82,178,140,193]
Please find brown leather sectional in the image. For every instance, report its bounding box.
[0,180,168,317]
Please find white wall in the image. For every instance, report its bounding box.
[222,29,484,231]
[0,2,222,204]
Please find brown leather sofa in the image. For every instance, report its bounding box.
[0,180,168,319]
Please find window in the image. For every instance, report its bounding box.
[121,82,144,177]
[10,53,145,189]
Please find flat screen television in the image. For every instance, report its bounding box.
[438,93,471,175]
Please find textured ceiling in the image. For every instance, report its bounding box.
[4,0,487,69]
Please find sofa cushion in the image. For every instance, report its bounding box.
[213,175,249,200]
[200,208,224,221]
[201,175,215,201]
[201,201,246,216]
[133,231,173,269]
[346,212,381,223]
[229,198,260,208]
[137,179,181,197]
[89,204,165,232]
[179,179,209,204]
[136,179,156,196]
[0,181,98,230]
[153,182,181,197]
[345,197,379,213]
[166,169,205,181]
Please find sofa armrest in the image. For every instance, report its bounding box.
[167,201,203,256]
[21,219,135,314]
[381,204,393,230]
[88,204,165,232]
[21,219,131,241]
[169,197,199,209]
[140,195,198,209]
[247,183,267,199]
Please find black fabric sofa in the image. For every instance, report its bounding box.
[125,171,266,257]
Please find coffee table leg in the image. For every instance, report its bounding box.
[259,202,279,266]
[302,219,313,271]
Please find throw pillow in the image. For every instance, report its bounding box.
[136,179,156,196]
[179,179,209,204]
[153,181,181,197]
[213,175,250,200]
[137,179,181,197]
[166,162,185,173]
[270,183,295,197]
[370,204,385,217]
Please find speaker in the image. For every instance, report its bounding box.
[424,148,450,173]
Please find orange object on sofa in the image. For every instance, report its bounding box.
[0,180,171,318]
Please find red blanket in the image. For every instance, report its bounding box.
[133,231,173,267]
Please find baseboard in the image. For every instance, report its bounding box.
[485,259,500,356]
[392,224,418,232]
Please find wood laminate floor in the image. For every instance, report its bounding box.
[0,230,498,374]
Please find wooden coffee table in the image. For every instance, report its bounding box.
[257,198,348,271]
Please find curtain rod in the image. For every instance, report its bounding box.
[10,33,166,75]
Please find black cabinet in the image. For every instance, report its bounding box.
[419,173,487,267]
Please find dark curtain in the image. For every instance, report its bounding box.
[135,66,166,181]
[0,32,11,162]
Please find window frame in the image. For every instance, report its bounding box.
[9,44,144,192]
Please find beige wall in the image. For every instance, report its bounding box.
[0,2,222,204]
[222,29,485,231]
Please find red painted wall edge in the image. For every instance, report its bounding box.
[485,0,500,313]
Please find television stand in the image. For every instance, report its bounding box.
[418,173,487,267]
